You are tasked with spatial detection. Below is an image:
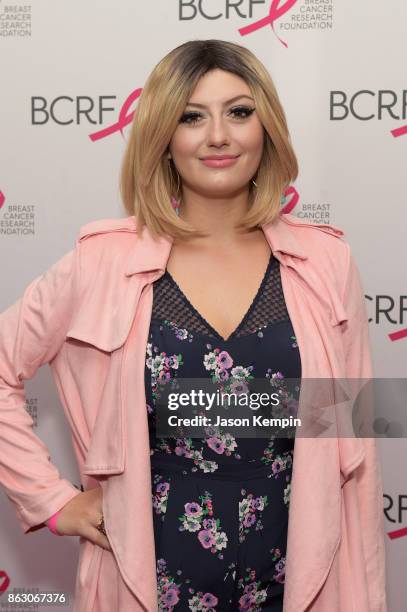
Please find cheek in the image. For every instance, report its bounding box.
[243,124,264,152]
[170,130,200,158]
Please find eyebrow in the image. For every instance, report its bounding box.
[185,94,255,109]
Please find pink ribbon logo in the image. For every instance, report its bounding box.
[238,0,298,48]
[388,526,407,540]
[391,125,407,138]
[0,570,10,594]
[389,328,407,342]
[0,190,5,208]
[281,185,299,214]
[89,88,142,142]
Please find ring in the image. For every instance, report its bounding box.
[96,515,107,536]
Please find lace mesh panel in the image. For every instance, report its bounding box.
[239,257,290,337]
[151,254,290,339]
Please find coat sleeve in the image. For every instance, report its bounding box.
[0,245,83,534]
[340,243,387,610]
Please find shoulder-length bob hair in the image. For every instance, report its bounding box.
[120,39,298,241]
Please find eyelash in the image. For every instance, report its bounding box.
[179,106,255,125]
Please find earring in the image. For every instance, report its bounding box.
[175,170,181,196]
[168,158,181,216]
[251,178,258,188]
[171,195,180,216]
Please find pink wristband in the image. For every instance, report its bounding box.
[46,510,62,536]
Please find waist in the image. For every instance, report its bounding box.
[150,449,293,481]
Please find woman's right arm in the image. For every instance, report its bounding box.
[0,243,110,550]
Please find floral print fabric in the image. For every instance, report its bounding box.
[151,463,291,611]
[145,252,301,611]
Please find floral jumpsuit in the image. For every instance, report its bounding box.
[145,251,301,612]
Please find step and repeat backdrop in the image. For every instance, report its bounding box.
[0,1,405,610]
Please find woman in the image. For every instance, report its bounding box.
[0,40,387,611]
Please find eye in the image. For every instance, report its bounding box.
[179,106,255,125]
[179,111,202,125]
[230,105,256,119]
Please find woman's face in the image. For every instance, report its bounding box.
[168,69,264,198]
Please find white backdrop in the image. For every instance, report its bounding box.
[0,1,405,610]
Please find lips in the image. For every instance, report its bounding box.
[200,156,240,168]
[200,155,240,160]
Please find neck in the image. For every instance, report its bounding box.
[177,186,257,246]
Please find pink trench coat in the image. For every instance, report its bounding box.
[0,212,387,612]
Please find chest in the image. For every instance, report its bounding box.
[165,243,273,342]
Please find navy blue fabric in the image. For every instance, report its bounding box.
[144,252,301,612]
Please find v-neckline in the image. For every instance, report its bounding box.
[163,251,275,343]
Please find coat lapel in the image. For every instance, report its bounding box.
[66,220,174,353]
[262,214,348,326]
[260,215,366,610]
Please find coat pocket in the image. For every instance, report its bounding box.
[84,343,126,476]
[64,332,127,477]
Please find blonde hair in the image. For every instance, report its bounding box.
[120,39,298,241]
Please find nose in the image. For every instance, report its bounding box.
[206,115,231,147]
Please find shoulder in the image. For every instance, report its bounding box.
[279,213,354,298]
[280,212,345,240]
[280,212,349,260]
[77,215,137,242]
[74,216,140,282]
[75,216,139,263]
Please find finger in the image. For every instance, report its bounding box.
[88,526,112,551]
[101,534,112,552]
